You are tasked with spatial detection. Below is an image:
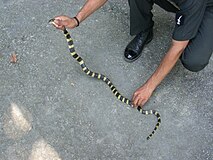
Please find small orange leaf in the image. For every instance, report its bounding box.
[10,52,17,63]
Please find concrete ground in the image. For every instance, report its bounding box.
[0,0,212,160]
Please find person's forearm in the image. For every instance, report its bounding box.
[145,40,189,91]
[76,0,108,23]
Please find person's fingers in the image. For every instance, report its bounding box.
[140,100,147,107]
[50,21,58,27]
[131,93,136,106]
[54,16,61,20]
[138,98,144,107]
[54,16,70,25]
[50,19,65,30]
[132,94,140,108]
[54,19,63,26]
[132,91,138,102]
[132,94,148,108]
[52,16,78,29]
[54,15,67,21]
[135,97,146,107]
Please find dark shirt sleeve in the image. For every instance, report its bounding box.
[172,0,206,41]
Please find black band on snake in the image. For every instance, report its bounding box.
[49,19,161,140]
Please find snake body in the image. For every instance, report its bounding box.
[49,19,161,140]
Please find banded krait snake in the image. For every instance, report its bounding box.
[49,19,161,140]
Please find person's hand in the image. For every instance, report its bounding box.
[50,15,79,30]
[131,83,154,108]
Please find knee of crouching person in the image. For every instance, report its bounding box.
[181,58,209,72]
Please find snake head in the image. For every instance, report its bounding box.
[48,18,55,24]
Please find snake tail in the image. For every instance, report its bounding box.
[61,28,161,140]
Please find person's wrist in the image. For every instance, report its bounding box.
[73,16,80,27]
[144,81,156,94]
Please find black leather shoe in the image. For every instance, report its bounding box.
[124,29,153,62]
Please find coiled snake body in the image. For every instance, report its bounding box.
[49,19,161,140]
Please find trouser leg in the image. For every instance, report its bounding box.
[128,0,179,36]
[154,0,179,13]
[180,7,213,72]
[128,0,154,35]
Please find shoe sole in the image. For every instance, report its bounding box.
[123,35,153,63]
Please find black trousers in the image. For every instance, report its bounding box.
[129,0,213,72]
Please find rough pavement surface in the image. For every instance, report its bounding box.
[0,0,212,160]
